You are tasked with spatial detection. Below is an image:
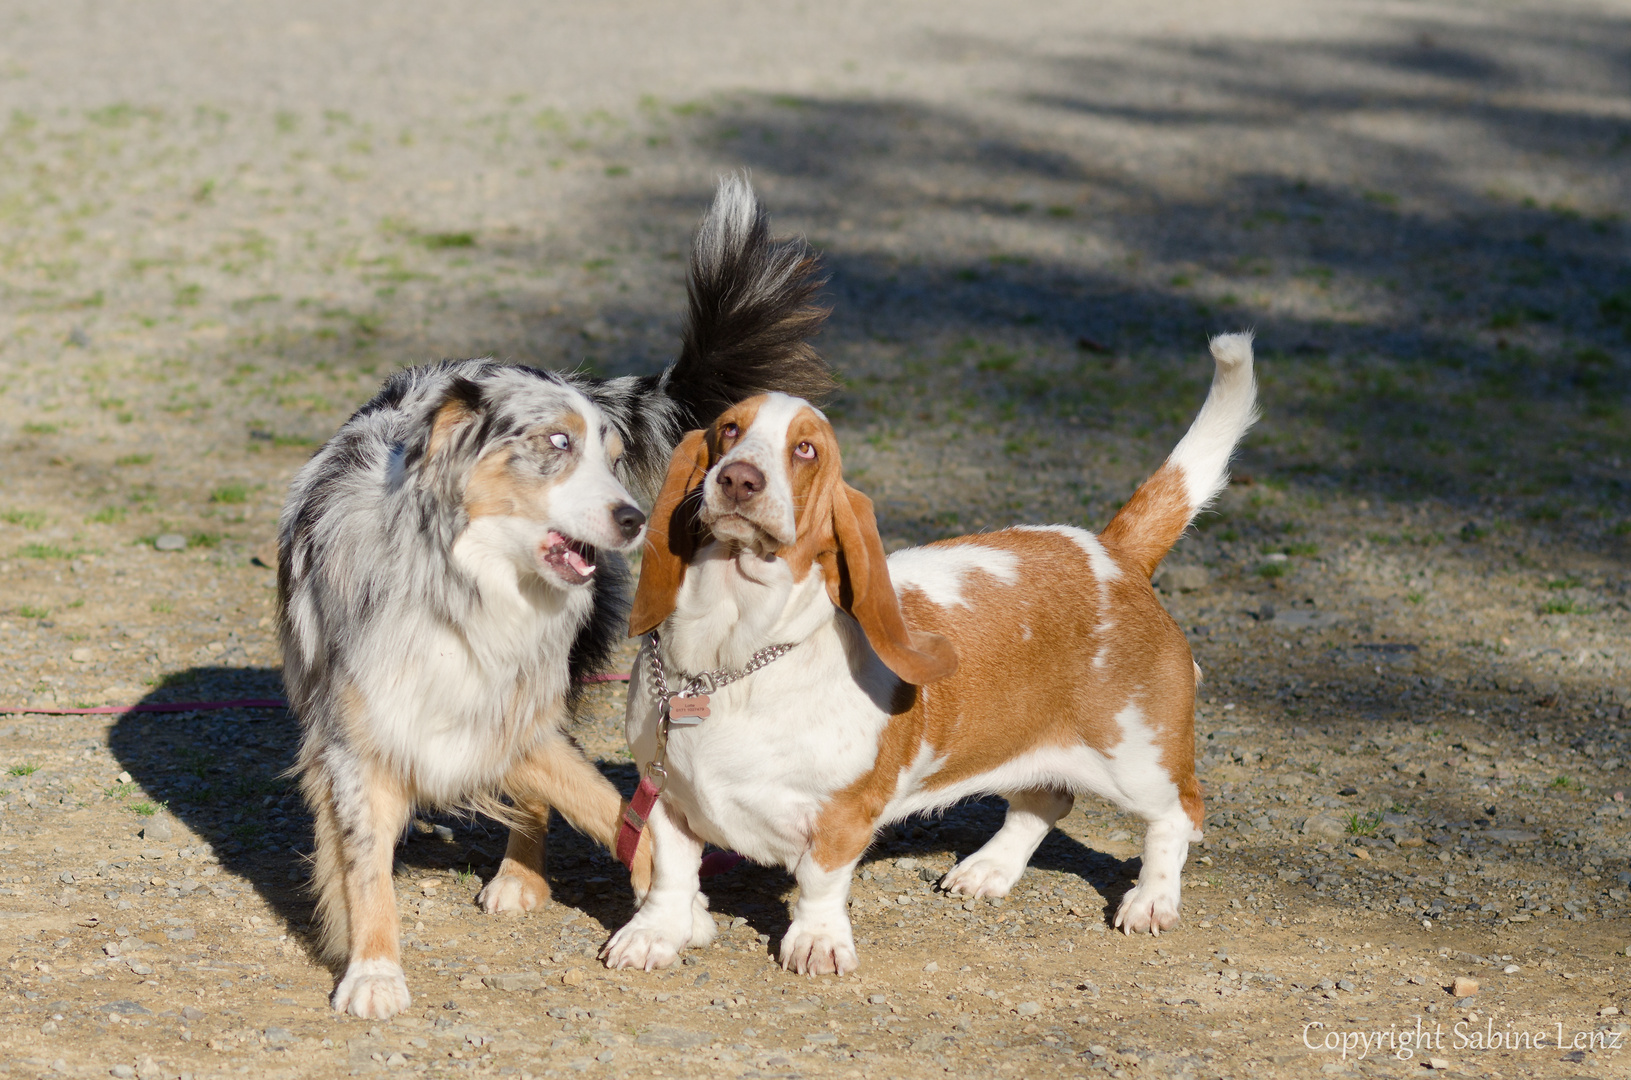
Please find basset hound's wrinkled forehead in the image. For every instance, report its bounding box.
[709,392,837,474]
[700,392,842,549]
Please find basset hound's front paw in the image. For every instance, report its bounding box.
[1113,880,1182,936]
[601,923,685,971]
[779,920,858,976]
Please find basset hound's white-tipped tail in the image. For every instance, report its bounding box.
[1100,333,1258,579]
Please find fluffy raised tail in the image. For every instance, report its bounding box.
[1099,333,1258,579]
[590,174,834,500]
[661,173,834,425]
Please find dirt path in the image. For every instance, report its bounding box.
[1,2,1629,1077]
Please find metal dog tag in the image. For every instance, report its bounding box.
[667,695,710,724]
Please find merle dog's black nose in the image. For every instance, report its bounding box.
[718,461,765,505]
[613,503,646,540]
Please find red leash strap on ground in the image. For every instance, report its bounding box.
[0,698,290,716]
[0,672,633,717]
[700,850,746,877]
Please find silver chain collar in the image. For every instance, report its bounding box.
[641,630,796,795]
[646,630,797,701]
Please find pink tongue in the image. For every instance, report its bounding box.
[563,547,595,576]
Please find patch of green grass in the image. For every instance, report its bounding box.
[1256,562,1288,579]
[1,509,45,529]
[149,600,173,614]
[603,165,629,177]
[210,483,250,505]
[188,531,221,549]
[1345,810,1384,837]
[174,283,203,306]
[7,763,38,777]
[21,422,57,435]
[1549,775,1582,791]
[1545,575,1582,590]
[88,103,160,127]
[87,506,125,524]
[454,866,478,889]
[18,543,76,559]
[1407,592,1425,604]
[230,294,280,312]
[115,453,153,466]
[420,231,476,250]
[17,605,49,619]
[1542,598,1579,615]
[131,800,167,817]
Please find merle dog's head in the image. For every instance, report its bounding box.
[404,366,646,590]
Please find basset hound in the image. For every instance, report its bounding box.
[602,334,1258,975]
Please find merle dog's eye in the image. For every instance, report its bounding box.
[720,422,739,439]
[549,433,570,451]
[794,441,817,460]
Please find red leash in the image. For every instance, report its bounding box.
[0,673,634,716]
[616,776,743,877]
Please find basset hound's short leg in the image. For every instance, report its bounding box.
[781,849,863,976]
[1114,799,1201,935]
[600,797,714,971]
[940,788,1074,899]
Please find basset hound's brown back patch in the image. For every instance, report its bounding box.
[808,527,1203,870]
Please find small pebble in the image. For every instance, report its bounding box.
[153,533,186,552]
[1451,976,1479,997]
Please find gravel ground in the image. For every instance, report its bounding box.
[1,2,1630,1078]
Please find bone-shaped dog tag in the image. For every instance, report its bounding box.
[667,695,710,724]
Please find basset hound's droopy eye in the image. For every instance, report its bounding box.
[793,441,817,461]
[720,422,740,441]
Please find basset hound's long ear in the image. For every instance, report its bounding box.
[629,429,711,636]
[824,484,958,685]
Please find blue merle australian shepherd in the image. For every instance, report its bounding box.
[278,177,832,1018]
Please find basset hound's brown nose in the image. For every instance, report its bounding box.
[717,461,765,505]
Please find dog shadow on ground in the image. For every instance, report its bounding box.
[109,673,1139,970]
[683,796,1140,959]
[106,667,651,965]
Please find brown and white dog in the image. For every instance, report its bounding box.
[602,334,1256,974]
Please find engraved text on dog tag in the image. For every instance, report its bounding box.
[668,695,710,723]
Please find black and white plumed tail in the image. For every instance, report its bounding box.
[668,173,834,419]
[590,174,833,501]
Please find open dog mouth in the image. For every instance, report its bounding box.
[539,530,598,584]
